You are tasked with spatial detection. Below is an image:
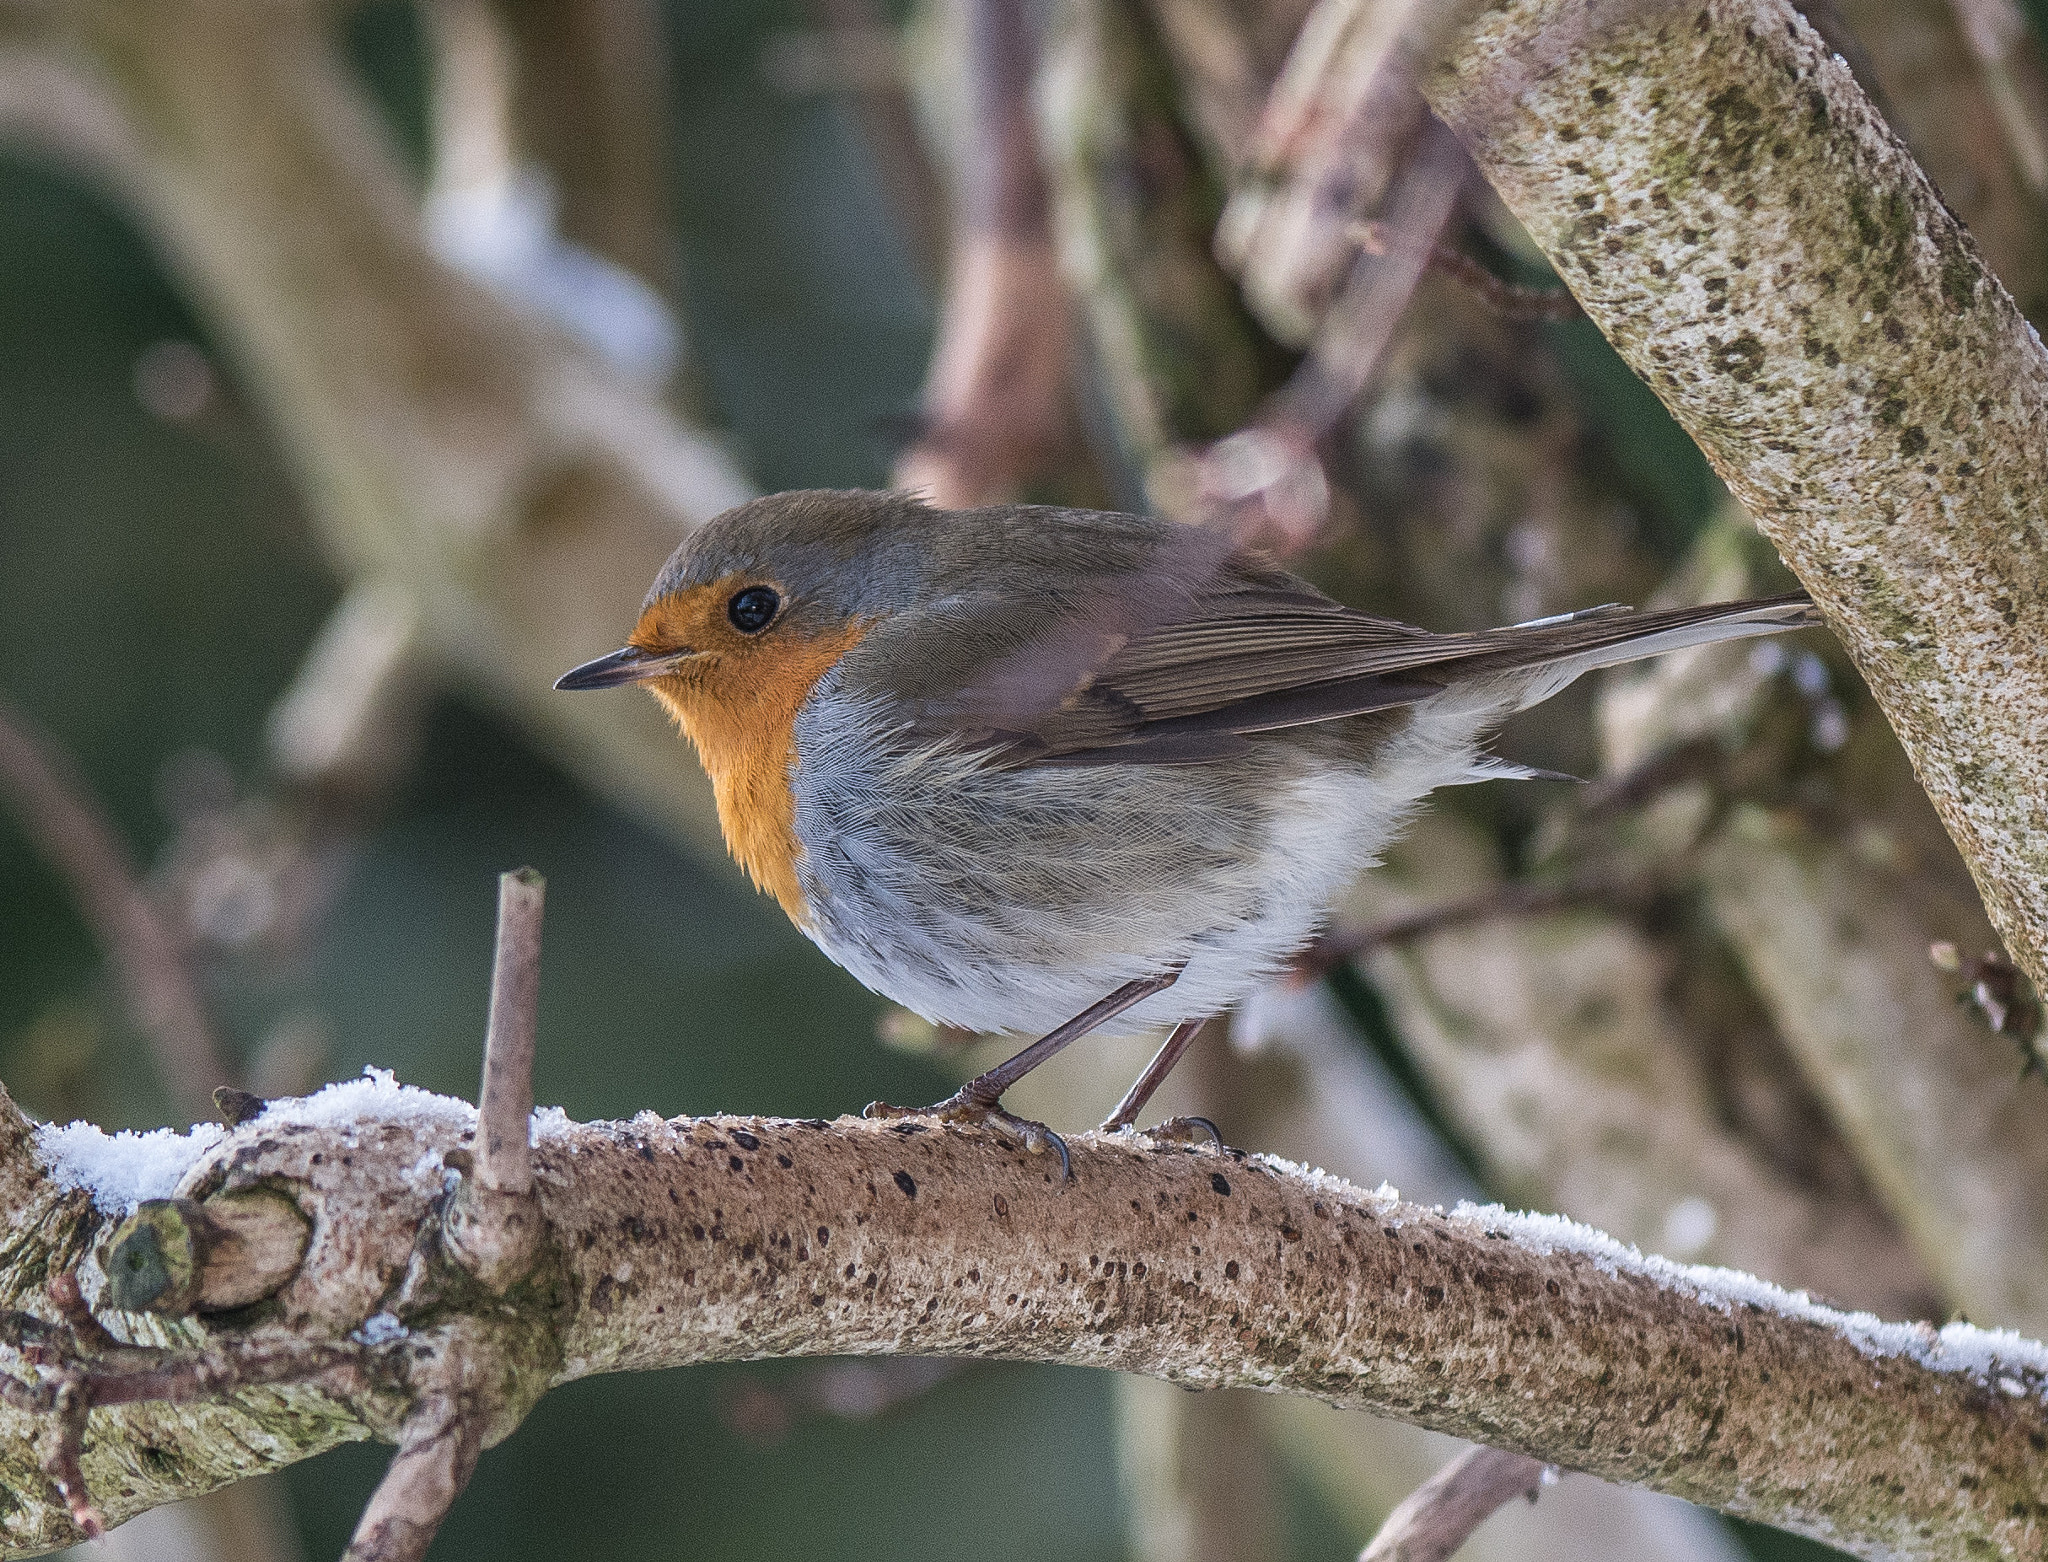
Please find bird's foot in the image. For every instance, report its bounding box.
[865,1091,1073,1183]
[1100,1113,1225,1151]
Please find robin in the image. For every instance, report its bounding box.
[557,489,1818,1175]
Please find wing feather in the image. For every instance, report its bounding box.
[888,526,1815,769]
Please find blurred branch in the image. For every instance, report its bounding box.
[6,1077,2048,1559]
[1949,0,2048,191]
[807,0,946,282]
[1133,0,1265,172]
[1357,1445,1549,1562]
[486,0,680,297]
[1207,112,1466,548]
[1118,1377,1283,1562]
[1591,511,2048,1334]
[0,697,233,1123]
[1296,870,1636,978]
[1831,0,2048,316]
[1038,0,1276,512]
[1427,0,2048,1003]
[1217,0,1476,344]
[1699,803,2048,1335]
[893,0,1072,505]
[1323,813,1945,1322]
[0,0,752,862]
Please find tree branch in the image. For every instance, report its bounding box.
[1424,0,2048,999]
[0,696,234,1122]
[6,1077,2048,1558]
[1357,1445,1549,1562]
[893,0,1073,505]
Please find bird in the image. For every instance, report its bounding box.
[556,489,1819,1175]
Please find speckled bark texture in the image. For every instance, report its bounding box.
[1425,0,2048,992]
[8,1099,2048,1559]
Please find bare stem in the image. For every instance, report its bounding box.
[0,695,233,1119]
[1298,871,1636,979]
[893,0,1072,504]
[342,1359,485,1562]
[1358,1446,1550,1562]
[477,868,543,1199]
[445,867,547,1290]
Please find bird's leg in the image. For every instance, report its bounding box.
[1097,1017,1223,1148]
[866,969,1182,1181]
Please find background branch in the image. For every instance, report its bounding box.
[1357,1445,1549,1562]
[0,697,232,1123]
[27,0,751,861]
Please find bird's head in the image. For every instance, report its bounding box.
[553,489,937,697]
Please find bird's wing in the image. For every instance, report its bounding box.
[890,528,1816,768]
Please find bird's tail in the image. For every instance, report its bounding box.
[1448,591,1820,711]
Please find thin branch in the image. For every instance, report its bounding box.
[1296,871,1636,980]
[443,867,545,1290]
[1194,113,1471,551]
[0,695,233,1120]
[1217,0,1480,340]
[477,868,542,1199]
[1413,238,1578,322]
[1358,1446,1550,1562]
[892,0,1071,505]
[341,1354,485,1562]
[1949,0,2048,190]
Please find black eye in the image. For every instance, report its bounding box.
[726,585,780,634]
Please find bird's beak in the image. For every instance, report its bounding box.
[553,644,697,691]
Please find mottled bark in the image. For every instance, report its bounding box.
[1426,0,2048,996]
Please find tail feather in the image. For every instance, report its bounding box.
[1465,591,1818,711]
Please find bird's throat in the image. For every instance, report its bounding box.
[646,623,867,928]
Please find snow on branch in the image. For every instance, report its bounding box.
[0,1071,2044,1560]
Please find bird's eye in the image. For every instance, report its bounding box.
[727,585,781,634]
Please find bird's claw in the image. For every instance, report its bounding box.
[1100,1114,1226,1151]
[865,1094,1074,1183]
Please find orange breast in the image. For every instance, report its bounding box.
[643,610,867,928]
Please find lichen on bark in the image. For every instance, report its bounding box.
[1426,0,2048,996]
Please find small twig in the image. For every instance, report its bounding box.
[1273,113,1472,436]
[1415,235,1579,321]
[1202,115,1471,551]
[891,0,1071,505]
[342,1353,486,1562]
[0,1269,367,1544]
[1358,1445,1551,1562]
[443,868,547,1290]
[0,694,234,1119]
[1949,0,2048,191]
[477,868,543,1199]
[41,1377,99,1540]
[1298,872,1640,979]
